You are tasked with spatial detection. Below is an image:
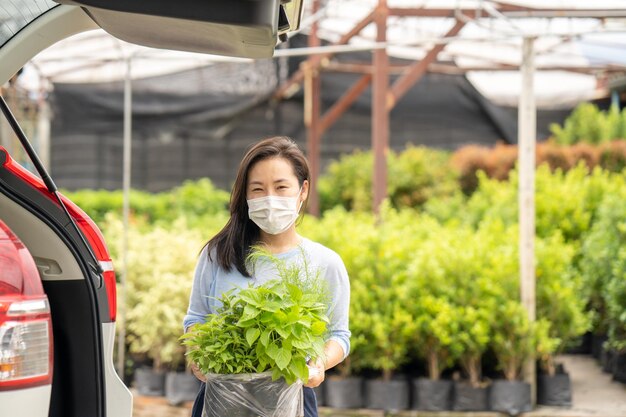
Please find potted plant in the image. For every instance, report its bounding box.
[535,320,571,407]
[181,250,330,417]
[535,234,590,406]
[488,300,536,414]
[407,295,460,411]
[359,286,412,411]
[452,304,491,411]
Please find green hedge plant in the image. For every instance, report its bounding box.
[318,146,457,212]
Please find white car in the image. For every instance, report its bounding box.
[0,1,303,416]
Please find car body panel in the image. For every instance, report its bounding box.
[0,386,52,417]
[102,322,133,417]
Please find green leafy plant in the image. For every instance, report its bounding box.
[550,103,626,145]
[63,177,229,227]
[101,215,205,371]
[490,300,537,381]
[455,305,491,386]
[318,145,457,212]
[407,294,461,380]
[181,249,330,385]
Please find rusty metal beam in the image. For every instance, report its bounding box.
[273,9,376,100]
[319,74,372,135]
[372,0,389,214]
[387,19,465,110]
[305,0,322,217]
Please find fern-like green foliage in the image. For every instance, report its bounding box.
[181,248,330,385]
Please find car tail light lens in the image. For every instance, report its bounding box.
[0,220,53,391]
[1,147,117,322]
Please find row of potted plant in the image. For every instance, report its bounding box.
[298,206,585,413]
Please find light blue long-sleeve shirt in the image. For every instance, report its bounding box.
[183,237,351,359]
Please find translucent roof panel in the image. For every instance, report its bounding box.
[0,0,57,48]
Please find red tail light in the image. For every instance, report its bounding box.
[0,221,53,391]
[1,147,117,321]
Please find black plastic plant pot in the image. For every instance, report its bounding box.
[364,378,410,411]
[592,334,608,359]
[602,348,615,373]
[452,381,490,411]
[324,376,364,409]
[165,371,202,406]
[489,380,531,415]
[313,383,325,407]
[411,378,453,411]
[537,373,572,407]
[612,352,626,383]
[134,367,166,396]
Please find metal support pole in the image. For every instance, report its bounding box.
[117,56,132,378]
[519,36,536,406]
[305,0,321,217]
[37,93,51,172]
[372,0,389,214]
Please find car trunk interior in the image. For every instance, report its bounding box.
[0,177,105,417]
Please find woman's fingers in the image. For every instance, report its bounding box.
[190,363,207,382]
[304,359,325,387]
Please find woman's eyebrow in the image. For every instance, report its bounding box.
[273,178,290,184]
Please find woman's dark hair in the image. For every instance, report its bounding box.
[206,136,310,277]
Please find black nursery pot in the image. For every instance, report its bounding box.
[134,367,166,396]
[537,373,572,407]
[602,347,616,373]
[612,352,626,383]
[324,377,364,409]
[592,334,608,360]
[412,378,452,411]
[165,371,202,406]
[453,381,490,411]
[489,380,531,415]
[364,378,410,411]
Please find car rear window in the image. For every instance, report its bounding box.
[0,0,57,48]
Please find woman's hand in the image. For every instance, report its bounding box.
[190,362,207,382]
[304,357,325,388]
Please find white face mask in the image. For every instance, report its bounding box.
[247,188,303,235]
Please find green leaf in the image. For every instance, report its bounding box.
[275,326,291,339]
[311,321,326,336]
[289,357,309,382]
[245,328,260,347]
[291,339,310,350]
[260,329,271,347]
[266,342,280,360]
[242,304,260,320]
[275,347,292,370]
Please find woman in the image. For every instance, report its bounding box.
[183,136,351,417]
